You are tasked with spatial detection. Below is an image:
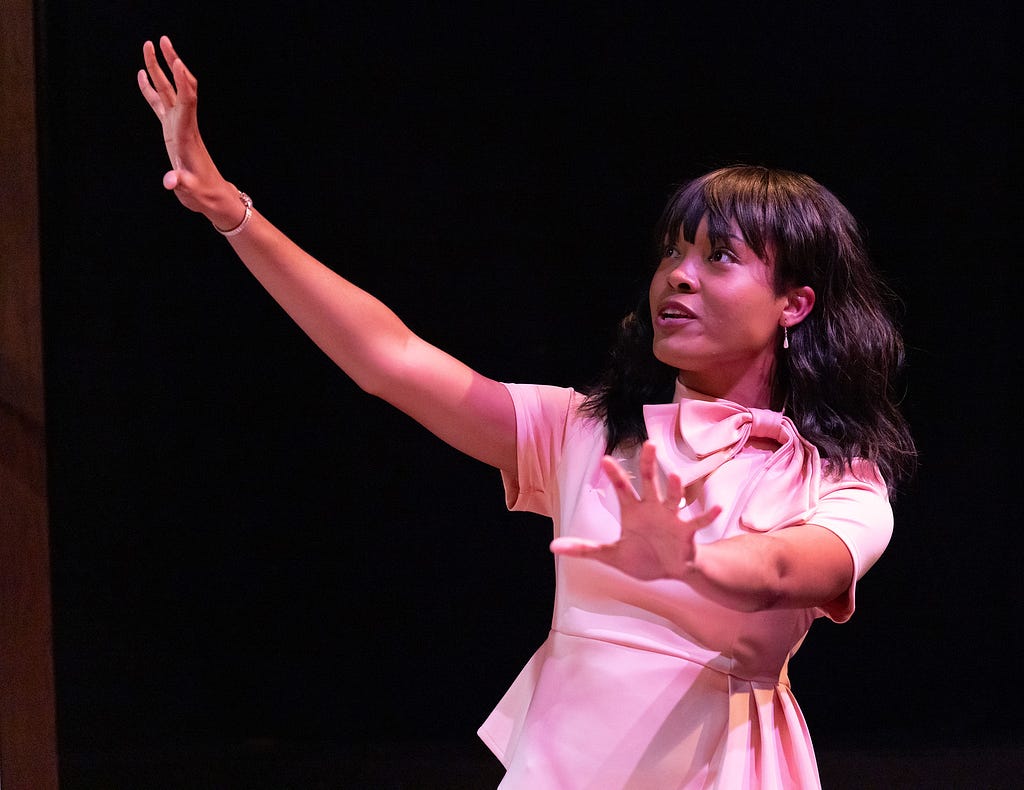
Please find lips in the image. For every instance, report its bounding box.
[656,300,697,321]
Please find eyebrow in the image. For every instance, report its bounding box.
[713,232,747,246]
[672,225,750,250]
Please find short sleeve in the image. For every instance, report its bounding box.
[809,460,893,623]
[500,383,575,517]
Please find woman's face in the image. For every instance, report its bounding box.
[649,215,808,405]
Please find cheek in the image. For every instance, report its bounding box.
[706,289,782,338]
[647,276,662,317]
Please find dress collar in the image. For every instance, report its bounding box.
[644,385,821,531]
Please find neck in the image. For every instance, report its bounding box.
[677,362,775,409]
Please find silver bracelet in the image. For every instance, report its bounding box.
[214,191,253,237]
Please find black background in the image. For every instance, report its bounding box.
[38,0,1020,770]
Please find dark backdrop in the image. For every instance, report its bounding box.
[38,0,1020,771]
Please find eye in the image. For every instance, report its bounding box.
[662,245,680,259]
[708,247,738,264]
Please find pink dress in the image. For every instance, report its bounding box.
[478,382,893,789]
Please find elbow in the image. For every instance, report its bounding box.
[735,582,783,613]
[336,363,386,399]
[747,540,844,612]
[739,546,789,612]
[333,335,412,400]
[750,580,785,612]
[355,369,387,399]
[751,547,796,612]
[698,529,854,613]
[688,539,784,612]
[702,573,783,614]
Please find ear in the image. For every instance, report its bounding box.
[780,285,815,328]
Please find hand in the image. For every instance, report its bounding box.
[137,36,243,228]
[550,441,721,581]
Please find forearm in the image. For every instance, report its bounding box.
[684,527,853,613]
[139,37,416,394]
[222,207,415,397]
[211,203,516,470]
[682,535,784,612]
[139,37,518,471]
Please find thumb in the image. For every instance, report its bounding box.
[162,170,181,191]
[550,537,604,556]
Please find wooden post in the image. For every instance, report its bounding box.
[0,0,60,786]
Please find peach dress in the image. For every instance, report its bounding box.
[478,382,893,789]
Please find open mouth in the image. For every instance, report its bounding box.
[658,304,696,321]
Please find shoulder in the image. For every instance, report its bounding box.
[820,457,890,502]
[503,383,595,427]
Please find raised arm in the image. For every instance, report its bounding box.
[137,36,516,472]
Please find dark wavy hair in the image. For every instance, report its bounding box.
[580,165,917,492]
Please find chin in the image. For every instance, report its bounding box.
[651,345,688,372]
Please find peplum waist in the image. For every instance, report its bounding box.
[478,626,822,787]
[550,625,793,688]
[552,583,815,685]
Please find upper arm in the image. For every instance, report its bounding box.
[758,462,893,614]
[226,216,520,471]
[764,524,855,610]
[368,334,518,473]
[684,464,892,614]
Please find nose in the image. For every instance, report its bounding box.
[665,256,697,293]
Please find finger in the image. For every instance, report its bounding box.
[681,505,722,532]
[142,39,176,103]
[600,455,640,503]
[171,56,199,107]
[664,472,684,511]
[159,35,180,68]
[160,36,200,98]
[638,441,666,503]
[136,68,166,115]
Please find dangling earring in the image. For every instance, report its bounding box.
[782,325,790,350]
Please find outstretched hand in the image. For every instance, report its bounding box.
[137,36,241,228]
[550,442,721,581]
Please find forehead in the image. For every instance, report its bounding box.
[662,179,772,260]
[671,215,748,248]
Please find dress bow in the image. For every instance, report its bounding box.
[642,397,821,532]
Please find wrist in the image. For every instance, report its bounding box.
[209,187,253,236]
[203,182,245,228]
[679,543,701,582]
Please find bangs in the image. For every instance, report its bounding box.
[659,166,776,260]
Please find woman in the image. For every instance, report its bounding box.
[138,36,915,789]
